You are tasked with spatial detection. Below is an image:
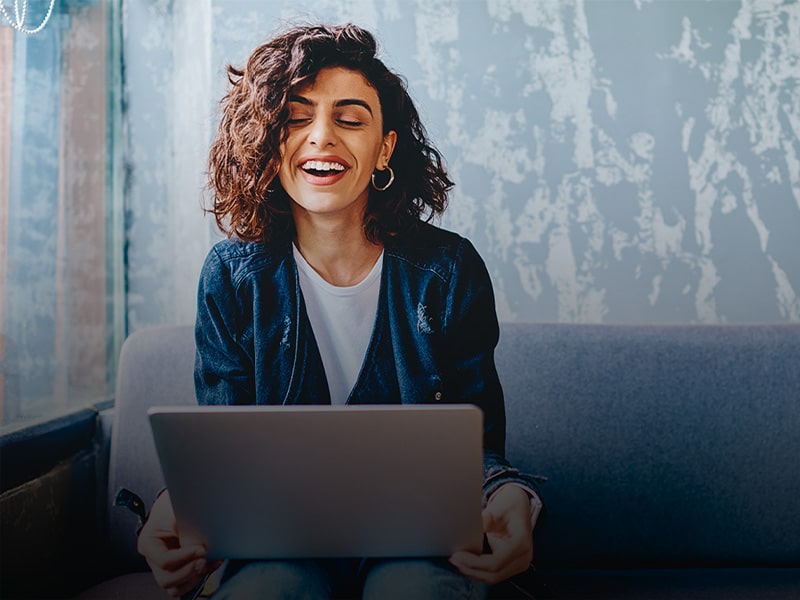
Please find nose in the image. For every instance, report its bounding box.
[308,117,337,147]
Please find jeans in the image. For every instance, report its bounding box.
[212,557,489,600]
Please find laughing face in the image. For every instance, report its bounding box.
[278,67,397,225]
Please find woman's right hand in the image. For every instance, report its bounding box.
[136,490,219,597]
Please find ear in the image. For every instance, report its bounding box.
[378,130,398,169]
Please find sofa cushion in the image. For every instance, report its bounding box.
[540,567,800,599]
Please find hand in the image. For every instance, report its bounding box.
[449,484,533,585]
[136,490,222,597]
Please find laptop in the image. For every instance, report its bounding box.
[148,404,484,559]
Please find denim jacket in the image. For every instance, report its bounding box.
[194,222,541,505]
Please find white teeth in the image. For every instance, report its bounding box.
[302,160,346,172]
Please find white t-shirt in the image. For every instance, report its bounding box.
[293,244,382,405]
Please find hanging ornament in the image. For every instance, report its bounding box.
[1,0,57,35]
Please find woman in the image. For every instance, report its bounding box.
[138,23,542,599]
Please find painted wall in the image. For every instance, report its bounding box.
[124,0,800,328]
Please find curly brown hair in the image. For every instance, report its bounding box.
[206,23,454,244]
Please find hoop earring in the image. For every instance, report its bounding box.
[371,166,395,191]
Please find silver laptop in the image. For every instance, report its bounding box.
[148,404,484,559]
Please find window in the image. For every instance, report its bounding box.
[0,0,123,430]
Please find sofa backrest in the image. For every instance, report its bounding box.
[107,325,196,571]
[497,322,800,569]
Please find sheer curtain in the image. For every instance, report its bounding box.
[0,0,123,428]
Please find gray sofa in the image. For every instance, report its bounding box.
[79,323,800,599]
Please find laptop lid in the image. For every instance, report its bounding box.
[148,404,484,559]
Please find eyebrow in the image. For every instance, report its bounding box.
[289,95,374,116]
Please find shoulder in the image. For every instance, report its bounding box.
[384,222,484,283]
[200,238,291,291]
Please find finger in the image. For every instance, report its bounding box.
[449,556,506,585]
[142,541,204,574]
[153,556,206,591]
[484,510,531,554]
[484,530,533,571]
[450,549,505,573]
[159,545,207,571]
[450,532,532,579]
[136,522,181,555]
[137,533,173,560]
[166,572,206,599]
[450,551,530,585]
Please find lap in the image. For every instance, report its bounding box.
[212,559,338,600]
[362,557,488,600]
[210,557,488,600]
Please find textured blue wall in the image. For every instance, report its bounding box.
[124,0,800,327]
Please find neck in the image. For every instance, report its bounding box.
[294,219,383,287]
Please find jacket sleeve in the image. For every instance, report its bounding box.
[443,237,544,507]
[194,245,256,406]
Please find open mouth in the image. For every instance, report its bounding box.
[300,160,347,177]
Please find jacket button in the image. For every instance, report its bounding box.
[434,391,442,401]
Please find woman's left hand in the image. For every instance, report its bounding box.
[449,484,533,584]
